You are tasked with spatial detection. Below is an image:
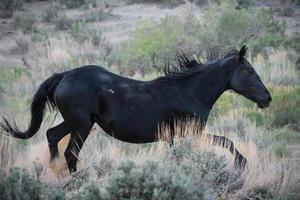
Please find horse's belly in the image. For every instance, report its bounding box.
[99,112,163,143]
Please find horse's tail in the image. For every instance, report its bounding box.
[0,73,64,139]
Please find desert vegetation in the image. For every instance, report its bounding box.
[0,0,299,199]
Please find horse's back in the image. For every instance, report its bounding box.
[53,65,144,114]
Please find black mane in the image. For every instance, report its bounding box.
[161,48,240,80]
[162,51,202,80]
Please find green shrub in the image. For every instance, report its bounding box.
[167,137,194,164]
[119,16,191,76]
[242,186,274,200]
[70,22,103,46]
[74,182,108,200]
[0,67,29,89]
[199,0,287,54]
[119,0,287,77]
[63,169,90,191]
[166,138,235,193]
[210,92,237,118]
[31,29,50,43]
[267,86,300,131]
[253,127,299,157]
[0,168,65,200]
[107,160,208,200]
[243,109,264,126]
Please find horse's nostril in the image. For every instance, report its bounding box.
[268,95,272,102]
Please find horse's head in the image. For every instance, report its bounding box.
[229,45,272,108]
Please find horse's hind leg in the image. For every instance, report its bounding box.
[206,134,247,169]
[64,124,92,173]
[46,121,70,160]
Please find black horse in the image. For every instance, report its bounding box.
[0,46,272,173]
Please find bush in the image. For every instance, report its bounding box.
[252,49,299,86]
[166,137,236,193]
[199,0,287,54]
[106,160,209,200]
[119,16,191,76]
[14,32,30,54]
[267,86,300,131]
[70,22,104,46]
[0,168,65,200]
[42,3,60,23]
[126,0,213,7]
[83,7,108,22]
[74,182,108,200]
[242,186,274,200]
[60,0,86,8]
[0,0,23,18]
[13,12,36,33]
[127,0,184,7]
[118,0,287,77]
[55,13,74,31]
[252,126,300,157]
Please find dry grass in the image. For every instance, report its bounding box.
[0,2,299,199]
[0,118,298,198]
[251,48,299,85]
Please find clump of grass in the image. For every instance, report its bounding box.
[251,49,299,85]
[83,5,110,22]
[241,186,274,200]
[267,86,300,131]
[42,3,60,23]
[13,12,37,33]
[69,22,103,46]
[0,0,23,18]
[13,31,31,54]
[60,0,86,9]
[55,13,74,31]
[0,136,15,174]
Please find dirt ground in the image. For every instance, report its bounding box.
[0,1,205,69]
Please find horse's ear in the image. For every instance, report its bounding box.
[239,45,247,60]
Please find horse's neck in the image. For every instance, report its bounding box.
[189,62,232,108]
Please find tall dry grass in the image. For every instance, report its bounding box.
[0,118,298,198]
[251,48,299,85]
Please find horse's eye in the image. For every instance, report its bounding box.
[242,67,254,74]
[241,68,253,75]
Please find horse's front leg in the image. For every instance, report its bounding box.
[205,133,247,169]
